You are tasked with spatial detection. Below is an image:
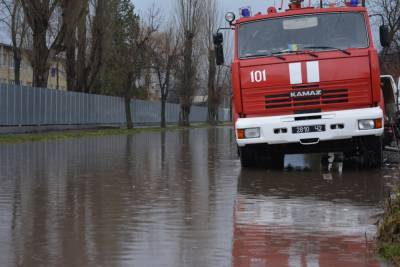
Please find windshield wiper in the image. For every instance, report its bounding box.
[243,52,286,61]
[273,49,318,58]
[303,46,351,55]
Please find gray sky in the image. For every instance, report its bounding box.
[0,24,8,44]
[0,0,287,44]
[133,0,290,19]
[0,1,380,48]
[132,0,381,50]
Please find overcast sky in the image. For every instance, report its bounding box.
[131,0,381,51]
[0,1,380,48]
[0,0,287,44]
[133,0,290,20]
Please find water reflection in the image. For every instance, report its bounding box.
[0,128,240,267]
[234,155,388,267]
[0,127,394,266]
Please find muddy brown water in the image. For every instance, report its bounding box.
[0,127,398,266]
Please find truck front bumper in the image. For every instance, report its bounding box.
[236,107,384,147]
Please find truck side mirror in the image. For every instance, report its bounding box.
[380,25,390,47]
[213,32,223,46]
[213,33,225,66]
[215,45,225,66]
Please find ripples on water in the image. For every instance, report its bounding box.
[0,127,394,266]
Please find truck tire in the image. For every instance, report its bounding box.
[268,153,285,170]
[239,147,284,169]
[239,146,257,168]
[362,136,383,169]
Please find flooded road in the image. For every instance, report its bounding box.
[0,127,397,266]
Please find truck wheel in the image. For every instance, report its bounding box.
[239,146,257,168]
[362,136,383,169]
[268,153,285,170]
[343,151,357,169]
[383,126,395,147]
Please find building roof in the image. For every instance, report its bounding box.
[0,42,12,48]
[0,24,11,45]
[0,40,66,62]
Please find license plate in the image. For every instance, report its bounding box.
[292,125,325,134]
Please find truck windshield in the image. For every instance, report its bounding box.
[238,12,368,59]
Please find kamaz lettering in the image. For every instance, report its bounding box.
[290,90,322,98]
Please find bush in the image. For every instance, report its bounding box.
[378,190,400,265]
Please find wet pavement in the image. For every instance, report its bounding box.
[0,127,398,266]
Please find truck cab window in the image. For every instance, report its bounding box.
[238,12,368,59]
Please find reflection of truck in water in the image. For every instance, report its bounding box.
[214,0,395,169]
[233,170,384,266]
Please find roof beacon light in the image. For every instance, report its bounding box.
[289,0,303,9]
[239,6,251,18]
[345,0,360,7]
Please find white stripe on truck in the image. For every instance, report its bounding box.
[306,61,320,83]
[289,61,320,85]
[289,63,302,85]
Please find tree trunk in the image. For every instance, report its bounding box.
[179,101,191,127]
[229,95,233,122]
[125,96,133,129]
[124,74,134,129]
[87,0,105,94]
[161,96,166,128]
[65,37,77,91]
[179,34,194,127]
[56,61,59,89]
[32,28,50,88]
[13,50,21,85]
[207,48,217,125]
[144,67,151,98]
[11,0,22,86]
[77,1,88,92]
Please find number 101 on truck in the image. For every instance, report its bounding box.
[214,0,391,169]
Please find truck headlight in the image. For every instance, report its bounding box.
[237,128,260,139]
[358,119,383,130]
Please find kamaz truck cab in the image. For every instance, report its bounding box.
[214,0,391,169]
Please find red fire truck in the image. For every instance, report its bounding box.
[214,0,391,169]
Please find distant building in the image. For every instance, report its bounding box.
[0,43,67,90]
[193,95,208,106]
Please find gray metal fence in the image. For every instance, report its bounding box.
[0,83,230,126]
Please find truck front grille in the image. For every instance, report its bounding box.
[265,89,348,110]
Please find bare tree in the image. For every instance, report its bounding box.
[202,0,222,125]
[81,0,109,93]
[0,0,28,85]
[370,0,400,52]
[61,0,109,93]
[369,0,400,77]
[151,28,179,128]
[176,0,203,126]
[61,0,83,91]
[21,0,83,87]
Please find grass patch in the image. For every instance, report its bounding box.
[378,244,400,265]
[378,190,400,265]
[0,123,230,144]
